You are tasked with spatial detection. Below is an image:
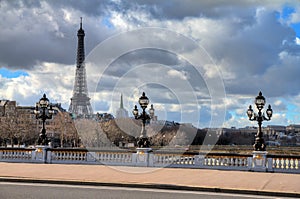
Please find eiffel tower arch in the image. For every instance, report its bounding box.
[69,18,93,117]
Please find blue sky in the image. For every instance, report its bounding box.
[280,5,300,37]
[0,1,300,128]
[0,68,28,78]
[291,23,300,37]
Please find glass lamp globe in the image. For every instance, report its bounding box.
[138,92,149,109]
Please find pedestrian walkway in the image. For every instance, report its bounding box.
[0,162,299,197]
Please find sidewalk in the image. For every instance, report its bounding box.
[0,162,299,197]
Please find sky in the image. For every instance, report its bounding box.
[0,0,300,128]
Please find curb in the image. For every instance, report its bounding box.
[0,177,299,198]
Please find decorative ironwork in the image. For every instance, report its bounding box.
[34,94,54,145]
[132,92,155,148]
[247,91,273,151]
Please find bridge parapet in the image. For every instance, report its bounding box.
[0,148,35,162]
[196,153,252,171]
[267,154,300,173]
[0,147,299,173]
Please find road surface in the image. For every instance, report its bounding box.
[0,182,296,199]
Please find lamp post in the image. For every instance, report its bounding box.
[132,92,154,148]
[34,94,54,146]
[247,91,273,151]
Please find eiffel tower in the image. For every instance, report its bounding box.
[69,18,93,117]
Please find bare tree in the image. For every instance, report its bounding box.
[0,111,36,147]
[51,112,78,147]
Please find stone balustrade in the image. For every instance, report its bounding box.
[91,151,134,165]
[267,154,300,173]
[0,148,35,162]
[153,153,186,167]
[49,149,87,163]
[197,153,252,171]
[0,147,299,174]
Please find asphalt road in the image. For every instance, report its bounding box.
[0,182,296,199]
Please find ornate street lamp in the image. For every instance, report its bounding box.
[247,91,273,151]
[34,94,54,145]
[132,92,154,148]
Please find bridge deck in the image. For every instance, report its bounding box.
[0,162,299,197]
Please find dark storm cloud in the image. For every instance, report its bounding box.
[207,8,300,99]
[2,0,110,16]
[105,0,300,101]
[50,0,110,16]
[93,49,183,93]
[1,0,300,127]
[117,0,259,20]
[226,11,295,75]
[0,0,113,69]
[102,49,181,77]
[0,32,76,69]
[2,0,42,9]
[94,48,210,104]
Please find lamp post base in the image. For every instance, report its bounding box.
[135,147,153,167]
[34,145,51,163]
[252,151,268,172]
[253,137,266,151]
[137,137,151,148]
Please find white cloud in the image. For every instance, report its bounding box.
[290,6,300,23]
[0,62,74,108]
[296,37,300,45]
[167,69,188,80]
[1,1,300,127]
[223,116,250,128]
[274,100,282,106]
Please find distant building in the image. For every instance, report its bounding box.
[286,124,300,134]
[116,94,128,118]
[265,125,286,137]
[96,112,114,122]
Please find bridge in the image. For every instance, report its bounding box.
[0,147,299,197]
[0,147,299,173]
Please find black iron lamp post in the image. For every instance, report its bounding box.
[132,92,154,148]
[247,91,273,151]
[34,94,54,145]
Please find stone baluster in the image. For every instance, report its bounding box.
[219,157,224,166]
[79,152,83,161]
[231,157,235,167]
[291,159,296,169]
[277,158,282,169]
[119,154,122,162]
[236,158,240,167]
[281,158,286,169]
[203,157,207,166]
[287,158,292,169]
[99,153,103,161]
[239,158,243,167]
[273,158,277,169]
